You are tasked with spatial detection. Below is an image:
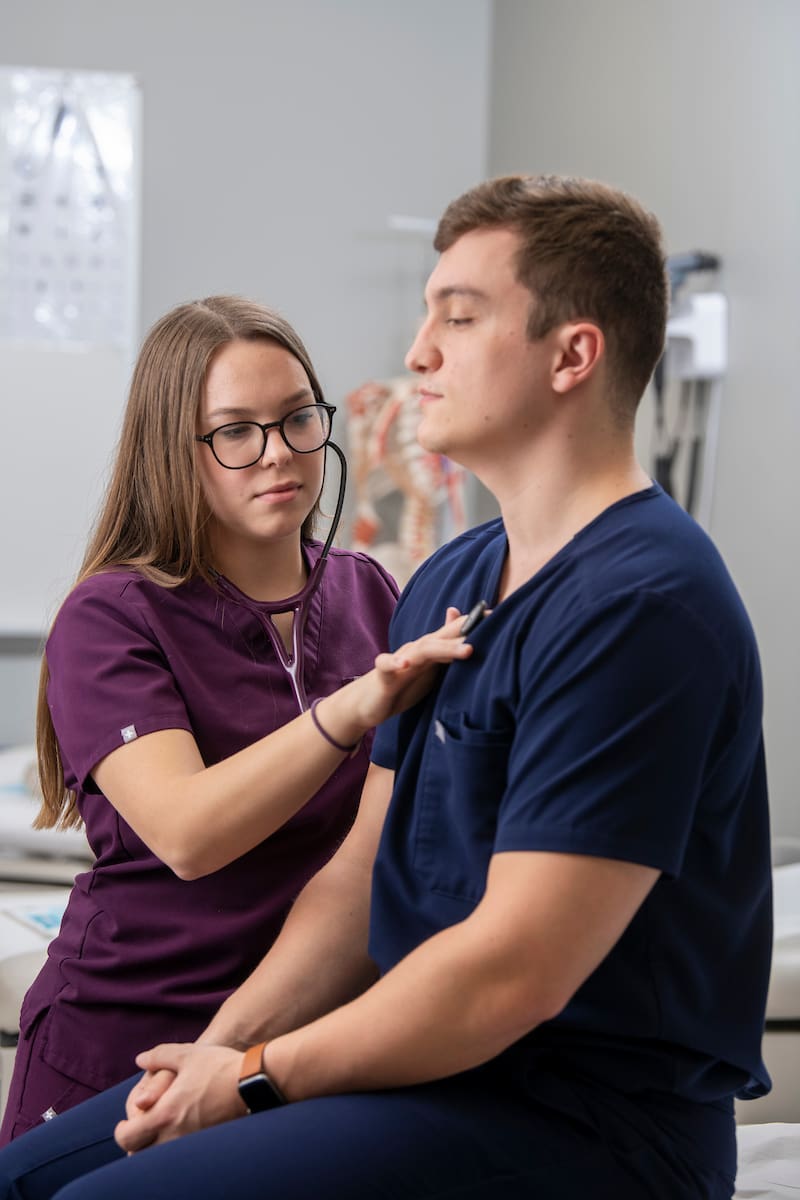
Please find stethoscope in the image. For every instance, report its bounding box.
[211,441,348,714]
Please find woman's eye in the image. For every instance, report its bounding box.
[219,424,252,441]
[286,410,314,430]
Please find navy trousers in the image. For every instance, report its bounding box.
[0,1070,736,1199]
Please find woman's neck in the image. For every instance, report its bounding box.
[208,531,308,603]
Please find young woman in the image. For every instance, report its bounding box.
[0,295,471,1144]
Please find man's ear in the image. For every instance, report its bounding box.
[551,322,605,394]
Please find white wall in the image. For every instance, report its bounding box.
[8,1,793,836]
[0,0,491,744]
[489,0,800,838]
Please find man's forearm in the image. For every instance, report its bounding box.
[201,854,377,1048]
[262,851,659,1100]
[261,897,533,1098]
[200,763,394,1049]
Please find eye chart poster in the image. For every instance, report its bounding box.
[0,68,140,635]
[0,66,140,349]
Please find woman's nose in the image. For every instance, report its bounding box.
[259,426,292,466]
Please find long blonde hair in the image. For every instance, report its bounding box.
[35,296,326,830]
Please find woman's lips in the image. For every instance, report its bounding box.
[255,483,300,503]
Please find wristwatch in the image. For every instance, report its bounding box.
[237,1041,288,1113]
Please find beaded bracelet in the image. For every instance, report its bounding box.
[310,697,362,756]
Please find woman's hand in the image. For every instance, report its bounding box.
[316,607,480,745]
[363,606,474,723]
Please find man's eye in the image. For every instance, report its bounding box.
[447,317,473,326]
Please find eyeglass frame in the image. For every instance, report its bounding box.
[195,402,337,469]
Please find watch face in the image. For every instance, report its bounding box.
[238,1072,285,1113]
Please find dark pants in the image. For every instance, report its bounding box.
[0,1070,736,1200]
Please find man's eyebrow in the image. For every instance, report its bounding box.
[428,285,489,304]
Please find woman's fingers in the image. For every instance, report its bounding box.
[376,636,472,675]
[398,609,479,663]
[355,604,490,725]
[374,605,489,677]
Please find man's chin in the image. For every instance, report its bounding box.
[415,419,447,457]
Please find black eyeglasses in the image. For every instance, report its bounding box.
[195,403,336,469]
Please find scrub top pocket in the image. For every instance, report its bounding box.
[414,709,512,903]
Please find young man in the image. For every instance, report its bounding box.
[0,177,771,1200]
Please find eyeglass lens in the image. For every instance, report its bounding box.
[210,405,332,468]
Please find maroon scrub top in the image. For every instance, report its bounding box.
[22,542,398,1092]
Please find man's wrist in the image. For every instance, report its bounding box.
[237,1042,288,1113]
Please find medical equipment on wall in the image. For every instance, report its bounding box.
[651,252,727,529]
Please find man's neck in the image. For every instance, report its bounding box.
[489,441,651,603]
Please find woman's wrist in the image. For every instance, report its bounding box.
[310,684,373,755]
[310,698,362,756]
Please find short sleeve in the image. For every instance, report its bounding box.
[46,577,194,793]
[495,590,740,877]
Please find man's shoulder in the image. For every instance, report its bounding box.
[408,518,505,586]
[571,486,734,600]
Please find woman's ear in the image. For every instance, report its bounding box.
[551,322,605,394]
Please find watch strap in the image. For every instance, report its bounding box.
[237,1041,288,1112]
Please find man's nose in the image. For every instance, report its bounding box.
[405,319,441,374]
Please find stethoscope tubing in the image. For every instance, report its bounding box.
[212,440,348,712]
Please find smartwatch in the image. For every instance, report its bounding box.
[237,1041,288,1113]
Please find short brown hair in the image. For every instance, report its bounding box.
[435,175,668,415]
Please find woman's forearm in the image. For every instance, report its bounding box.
[94,613,470,877]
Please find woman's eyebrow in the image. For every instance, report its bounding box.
[206,388,314,421]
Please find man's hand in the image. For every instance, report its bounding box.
[115,1044,246,1153]
[124,1067,175,1116]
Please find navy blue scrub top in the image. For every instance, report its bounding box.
[371,485,772,1106]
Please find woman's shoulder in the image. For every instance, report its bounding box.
[309,542,401,601]
[57,569,157,615]
[53,569,197,634]
[65,568,145,599]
